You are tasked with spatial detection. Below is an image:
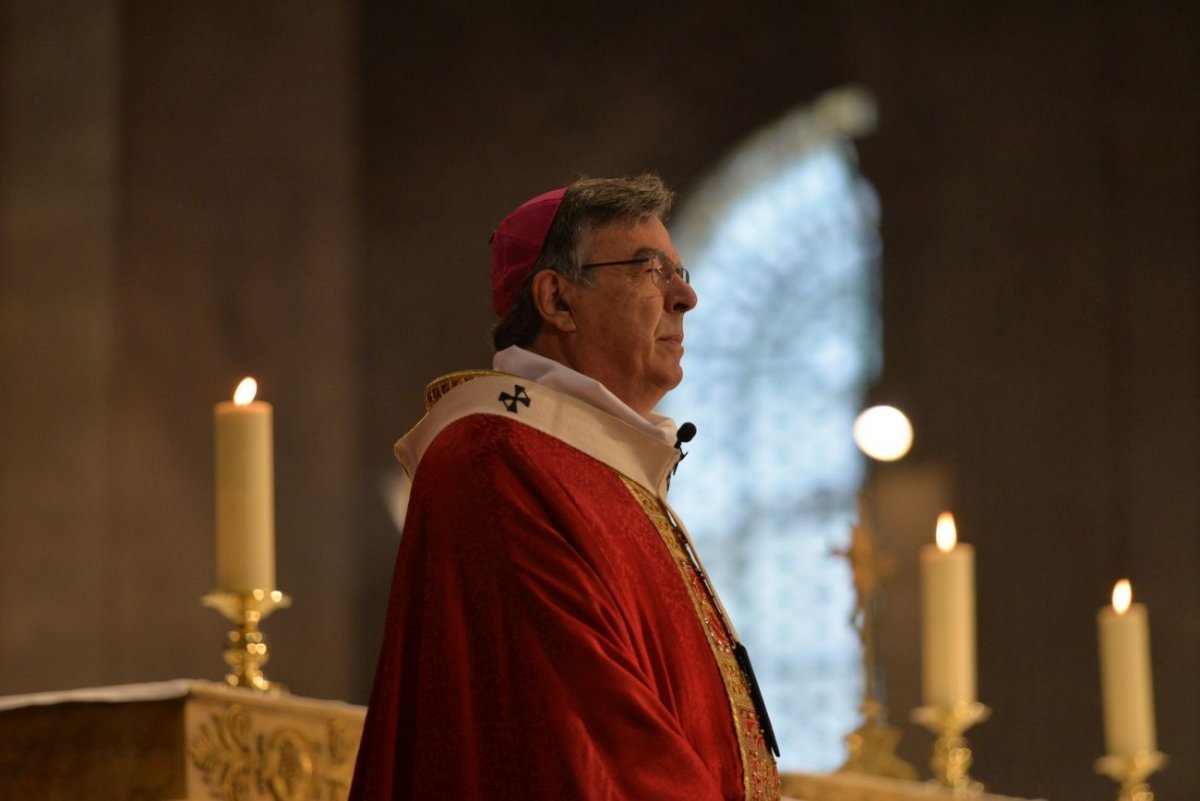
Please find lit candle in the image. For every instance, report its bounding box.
[214,377,275,592]
[1097,579,1155,756]
[920,512,976,707]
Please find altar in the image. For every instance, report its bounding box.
[0,681,364,801]
[0,681,1042,801]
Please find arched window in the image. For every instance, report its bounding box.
[665,88,881,771]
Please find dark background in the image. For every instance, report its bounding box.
[1,3,1196,799]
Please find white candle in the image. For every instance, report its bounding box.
[920,512,976,707]
[214,377,275,592]
[1097,579,1155,756]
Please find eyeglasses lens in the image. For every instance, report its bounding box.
[652,255,690,287]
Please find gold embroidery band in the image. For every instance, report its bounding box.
[620,477,781,801]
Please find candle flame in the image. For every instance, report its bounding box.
[935,512,957,552]
[1112,579,1132,615]
[233,377,258,406]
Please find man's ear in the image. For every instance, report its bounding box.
[531,271,576,333]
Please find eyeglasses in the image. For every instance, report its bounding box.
[580,252,691,289]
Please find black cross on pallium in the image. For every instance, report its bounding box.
[498,384,531,413]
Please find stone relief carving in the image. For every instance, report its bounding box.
[188,703,361,801]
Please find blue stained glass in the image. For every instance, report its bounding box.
[665,135,881,771]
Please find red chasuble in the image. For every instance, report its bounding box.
[349,372,780,800]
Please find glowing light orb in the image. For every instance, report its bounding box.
[852,405,913,461]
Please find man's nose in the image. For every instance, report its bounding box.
[667,278,698,313]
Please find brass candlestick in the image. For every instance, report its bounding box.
[202,588,291,693]
[1095,751,1167,801]
[911,701,990,793]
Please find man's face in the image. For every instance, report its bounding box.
[559,217,698,416]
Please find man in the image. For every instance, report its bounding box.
[350,175,780,800]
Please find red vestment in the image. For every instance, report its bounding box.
[349,373,779,800]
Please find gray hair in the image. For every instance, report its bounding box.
[491,174,675,351]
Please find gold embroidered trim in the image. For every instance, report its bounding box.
[423,370,505,410]
[621,477,781,801]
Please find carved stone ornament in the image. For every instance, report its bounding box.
[188,703,361,801]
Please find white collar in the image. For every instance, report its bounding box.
[396,373,681,500]
[493,346,677,446]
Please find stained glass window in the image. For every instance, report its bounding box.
[665,90,881,771]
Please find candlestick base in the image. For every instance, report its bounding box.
[1095,751,1166,801]
[839,699,918,780]
[202,589,291,693]
[911,702,990,793]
